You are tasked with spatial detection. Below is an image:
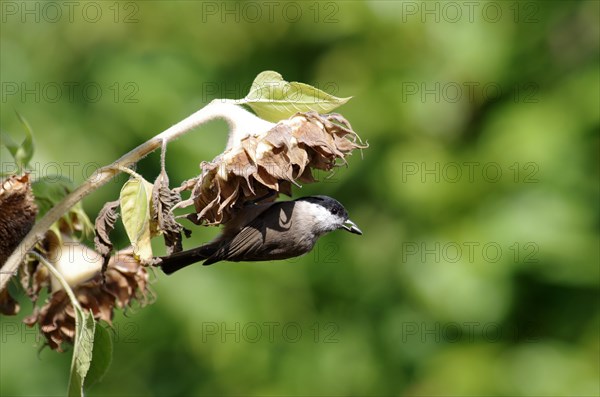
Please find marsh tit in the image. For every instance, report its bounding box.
[159,195,362,274]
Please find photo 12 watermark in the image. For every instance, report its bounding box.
[0,321,140,345]
[396,1,539,24]
[199,1,339,24]
[198,321,340,344]
[401,81,540,104]
[399,321,540,343]
[0,160,144,185]
[1,81,140,104]
[1,1,139,24]
[402,241,539,264]
[400,162,540,184]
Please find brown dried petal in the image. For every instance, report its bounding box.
[294,119,337,156]
[60,321,76,339]
[285,143,308,177]
[298,167,317,184]
[279,180,293,197]
[253,166,279,191]
[0,288,20,315]
[95,292,115,323]
[228,148,257,193]
[105,270,132,307]
[240,137,259,165]
[217,178,240,215]
[257,147,295,182]
[110,249,140,274]
[264,123,293,149]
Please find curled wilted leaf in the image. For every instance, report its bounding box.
[2,112,35,170]
[153,167,188,255]
[179,112,367,225]
[94,200,120,258]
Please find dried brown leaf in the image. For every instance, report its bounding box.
[152,169,185,255]
[93,200,120,257]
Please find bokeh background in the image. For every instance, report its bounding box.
[1,1,598,396]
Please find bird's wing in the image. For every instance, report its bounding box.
[204,217,267,265]
[219,200,276,236]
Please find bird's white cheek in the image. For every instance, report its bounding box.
[300,202,336,229]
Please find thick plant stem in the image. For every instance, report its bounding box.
[0,100,269,292]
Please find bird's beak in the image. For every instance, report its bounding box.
[342,219,362,235]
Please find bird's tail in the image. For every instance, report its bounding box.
[159,245,216,275]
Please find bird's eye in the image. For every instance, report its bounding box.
[331,208,339,215]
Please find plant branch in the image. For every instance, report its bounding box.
[1,100,270,292]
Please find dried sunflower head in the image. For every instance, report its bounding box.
[180,112,367,225]
[0,173,38,315]
[23,248,150,351]
[0,173,37,266]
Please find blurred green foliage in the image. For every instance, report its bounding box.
[1,1,598,396]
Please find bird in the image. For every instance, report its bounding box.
[159,195,362,274]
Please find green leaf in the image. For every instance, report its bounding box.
[32,176,75,216]
[241,71,351,122]
[119,176,154,261]
[14,111,34,168]
[84,323,113,389]
[31,176,94,238]
[0,131,19,157]
[69,201,95,238]
[1,131,23,175]
[68,310,96,397]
